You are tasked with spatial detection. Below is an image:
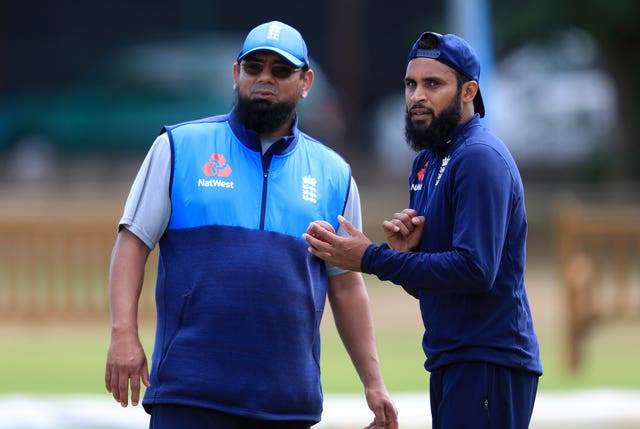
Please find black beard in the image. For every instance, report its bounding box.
[235,92,297,135]
[404,89,462,152]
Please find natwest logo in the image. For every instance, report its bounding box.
[202,153,232,177]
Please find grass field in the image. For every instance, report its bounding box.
[2,269,639,396]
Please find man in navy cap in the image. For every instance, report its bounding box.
[105,20,398,429]
[305,32,542,428]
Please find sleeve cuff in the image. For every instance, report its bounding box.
[361,242,389,274]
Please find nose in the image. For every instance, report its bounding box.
[255,64,276,82]
[409,84,428,104]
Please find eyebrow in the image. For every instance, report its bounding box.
[405,75,440,83]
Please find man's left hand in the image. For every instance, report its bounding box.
[364,387,399,429]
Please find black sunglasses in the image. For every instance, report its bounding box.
[240,60,302,79]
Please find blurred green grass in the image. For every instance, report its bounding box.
[2,273,639,396]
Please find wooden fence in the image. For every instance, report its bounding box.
[3,198,639,371]
[0,213,156,320]
[555,202,640,371]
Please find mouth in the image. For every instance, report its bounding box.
[410,104,432,114]
[251,91,276,102]
[251,85,277,101]
[410,107,433,124]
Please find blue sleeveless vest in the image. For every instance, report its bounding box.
[143,112,351,423]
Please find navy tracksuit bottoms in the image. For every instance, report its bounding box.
[429,362,539,429]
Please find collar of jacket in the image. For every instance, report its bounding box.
[436,113,481,155]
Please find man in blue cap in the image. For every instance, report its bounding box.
[305,31,543,428]
[105,20,398,429]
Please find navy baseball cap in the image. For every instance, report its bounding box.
[237,21,309,68]
[407,32,485,117]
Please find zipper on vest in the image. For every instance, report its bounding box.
[259,137,288,230]
[259,155,271,230]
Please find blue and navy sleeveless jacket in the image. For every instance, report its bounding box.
[142,110,351,422]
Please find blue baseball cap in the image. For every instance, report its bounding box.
[407,32,485,117]
[237,21,309,68]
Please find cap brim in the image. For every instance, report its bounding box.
[238,47,306,68]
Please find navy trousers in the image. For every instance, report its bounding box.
[149,404,313,429]
[429,362,539,429]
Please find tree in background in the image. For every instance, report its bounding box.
[493,0,640,180]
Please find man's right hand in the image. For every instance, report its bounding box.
[382,208,425,252]
[105,330,150,407]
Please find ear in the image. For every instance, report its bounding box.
[300,68,314,99]
[462,80,478,104]
[232,62,240,90]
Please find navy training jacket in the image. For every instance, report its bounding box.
[362,114,542,375]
